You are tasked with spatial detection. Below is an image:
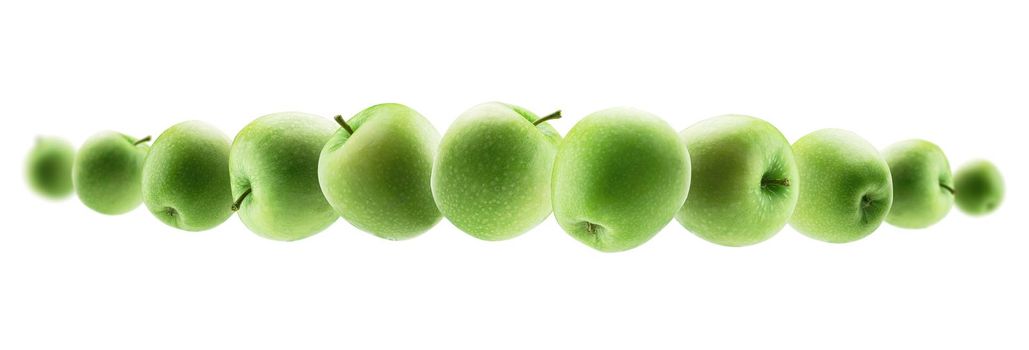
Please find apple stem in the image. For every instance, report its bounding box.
[940,183,955,195]
[231,188,252,211]
[334,115,354,135]
[533,110,562,126]
[761,178,791,187]
[133,135,151,145]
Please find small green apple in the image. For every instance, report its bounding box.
[26,136,75,199]
[677,115,798,247]
[883,139,953,228]
[953,160,1004,215]
[142,121,234,231]
[789,129,893,243]
[319,103,442,240]
[230,112,338,241]
[552,107,690,252]
[73,131,151,215]
[431,102,562,241]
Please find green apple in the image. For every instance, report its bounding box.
[676,115,798,247]
[552,107,690,252]
[789,129,893,243]
[431,102,562,241]
[883,139,953,228]
[142,121,234,231]
[73,132,151,215]
[230,112,338,241]
[953,160,1004,215]
[319,103,441,240]
[26,136,75,199]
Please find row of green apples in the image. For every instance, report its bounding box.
[26,102,1003,251]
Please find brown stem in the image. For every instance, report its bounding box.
[334,115,354,135]
[133,135,151,145]
[231,188,252,211]
[761,178,791,187]
[533,110,562,126]
[940,183,955,195]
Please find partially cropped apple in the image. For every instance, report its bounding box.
[432,102,562,241]
[319,103,442,240]
[953,160,1004,215]
[789,129,893,243]
[677,115,798,247]
[26,136,75,199]
[142,121,234,231]
[74,131,151,215]
[552,107,690,252]
[230,112,339,241]
[883,139,953,229]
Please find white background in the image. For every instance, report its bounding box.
[1,1,1026,349]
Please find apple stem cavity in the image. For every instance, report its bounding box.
[761,178,791,188]
[334,115,355,135]
[133,135,152,145]
[940,183,956,195]
[231,188,252,211]
[533,110,562,126]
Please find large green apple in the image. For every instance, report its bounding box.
[676,115,798,247]
[26,136,75,199]
[883,139,953,228]
[552,107,690,252]
[319,103,442,240]
[142,121,234,231]
[431,102,562,241]
[789,129,893,243]
[953,159,1004,215]
[73,131,150,215]
[230,112,338,241]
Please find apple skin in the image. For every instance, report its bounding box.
[953,160,1004,215]
[142,121,234,232]
[319,103,442,240]
[431,102,561,241]
[883,139,954,229]
[788,129,893,243]
[230,112,338,241]
[26,136,75,199]
[73,131,150,215]
[676,115,798,247]
[551,107,690,252]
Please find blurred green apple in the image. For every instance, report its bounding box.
[677,115,798,247]
[142,121,234,231]
[883,139,953,228]
[432,102,562,241]
[26,136,75,199]
[74,132,150,215]
[230,112,338,241]
[319,103,442,240]
[552,107,690,252]
[953,159,1004,215]
[789,129,893,243]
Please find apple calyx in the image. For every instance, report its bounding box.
[334,115,355,135]
[584,221,599,234]
[231,188,252,211]
[133,135,152,145]
[761,178,791,188]
[533,110,562,126]
[940,183,955,195]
